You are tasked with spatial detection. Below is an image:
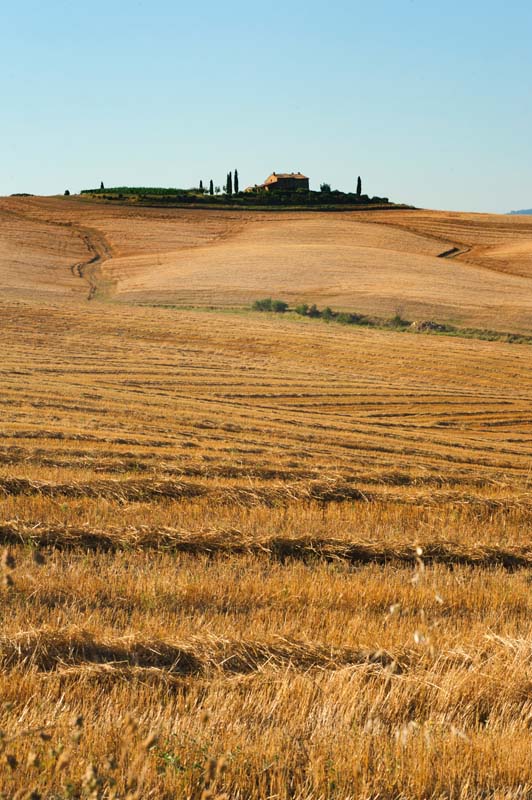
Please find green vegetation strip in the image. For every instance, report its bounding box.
[79,186,404,211]
[252,299,532,344]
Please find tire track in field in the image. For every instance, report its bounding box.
[70,224,114,300]
[0,203,113,300]
[437,246,472,259]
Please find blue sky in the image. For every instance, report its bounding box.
[1,0,531,212]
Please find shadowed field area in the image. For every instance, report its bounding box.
[1,199,532,797]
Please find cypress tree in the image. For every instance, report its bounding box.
[100,181,104,190]
[199,180,203,192]
[234,169,239,194]
[356,176,362,196]
[227,171,233,195]
[209,179,214,195]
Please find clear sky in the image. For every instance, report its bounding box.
[1,0,531,212]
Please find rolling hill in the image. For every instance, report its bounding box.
[2,195,532,332]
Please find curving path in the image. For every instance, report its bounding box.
[70,224,113,300]
[0,197,113,300]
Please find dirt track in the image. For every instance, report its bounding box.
[70,224,113,299]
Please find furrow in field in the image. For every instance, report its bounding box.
[3,627,532,685]
[1,448,523,486]
[0,628,398,675]
[3,521,532,569]
[1,476,531,513]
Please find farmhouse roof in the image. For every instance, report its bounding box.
[265,172,308,180]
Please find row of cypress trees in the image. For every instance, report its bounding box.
[198,172,361,196]
[225,170,239,194]
[199,170,239,196]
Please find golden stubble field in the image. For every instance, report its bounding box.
[3,195,532,330]
[1,197,532,798]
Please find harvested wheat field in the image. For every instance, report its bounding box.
[3,195,532,330]
[1,197,532,798]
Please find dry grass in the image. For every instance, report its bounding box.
[3,520,532,570]
[1,201,532,796]
[359,207,532,279]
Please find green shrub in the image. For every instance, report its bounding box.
[308,304,321,318]
[252,298,273,311]
[252,298,288,313]
[295,304,309,316]
[336,312,358,325]
[322,307,335,321]
[389,312,409,328]
[81,186,190,196]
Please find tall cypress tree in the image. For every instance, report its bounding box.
[356,176,362,196]
[234,169,239,194]
[209,179,214,195]
[199,180,203,192]
[227,171,233,195]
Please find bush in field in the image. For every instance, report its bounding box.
[390,311,409,328]
[252,298,272,311]
[336,312,351,324]
[337,312,364,325]
[252,299,288,313]
[251,298,433,337]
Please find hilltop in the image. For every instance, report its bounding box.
[79,185,396,210]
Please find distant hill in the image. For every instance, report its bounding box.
[508,208,532,215]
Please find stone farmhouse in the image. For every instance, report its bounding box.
[259,172,310,192]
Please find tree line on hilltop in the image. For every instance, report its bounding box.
[78,172,392,207]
